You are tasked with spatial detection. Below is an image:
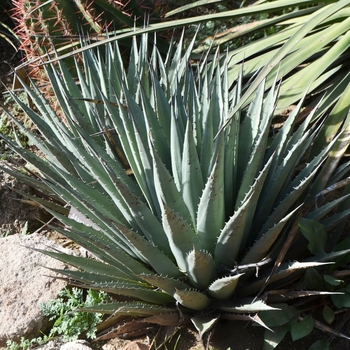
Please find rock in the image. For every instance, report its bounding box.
[28,338,93,350]
[60,340,93,350]
[102,339,150,350]
[122,341,150,350]
[0,232,72,346]
[0,167,48,236]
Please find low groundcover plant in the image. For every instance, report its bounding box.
[5,288,106,349]
[2,32,350,349]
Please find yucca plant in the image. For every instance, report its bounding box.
[2,33,350,348]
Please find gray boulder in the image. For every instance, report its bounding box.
[0,232,71,346]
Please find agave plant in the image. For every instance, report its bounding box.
[2,33,350,348]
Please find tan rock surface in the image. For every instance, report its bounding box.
[0,233,71,346]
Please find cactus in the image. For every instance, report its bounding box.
[11,0,164,80]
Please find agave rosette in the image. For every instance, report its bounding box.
[2,33,350,346]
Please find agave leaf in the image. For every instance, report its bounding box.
[307,194,350,221]
[310,121,350,202]
[34,248,136,280]
[236,80,277,210]
[161,202,201,272]
[191,315,220,339]
[2,102,79,179]
[168,29,199,96]
[255,127,315,227]
[142,313,184,326]
[87,282,173,305]
[327,160,350,186]
[170,97,185,191]
[151,142,194,229]
[236,79,266,193]
[219,299,280,313]
[99,94,153,200]
[173,288,211,311]
[208,274,244,300]
[0,164,57,201]
[322,208,350,233]
[110,222,182,278]
[305,248,350,265]
[197,150,225,253]
[139,78,170,163]
[240,262,333,296]
[46,210,163,275]
[215,193,253,267]
[312,70,350,124]
[260,93,312,196]
[242,206,302,265]
[136,274,191,297]
[222,313,273,333]
[257,161,325,238]
[185,247,216,290]
[66,125,168,252]
[315,80,350,150]
[267,290,342,304]
[119,93,161,214]
[50,270,172,304]
[149,68,172,144]
[240,153,275,243]
[181,119,204,224]
[200,64,224,177]
[223,72,241,212]
[41,163,132,230]
[47,268,132,285]
[81,302,176,316]
[15,190,67,215]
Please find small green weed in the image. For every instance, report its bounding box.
[6,288,108,349]
[40,287,108,341]
[6,336,49,350]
